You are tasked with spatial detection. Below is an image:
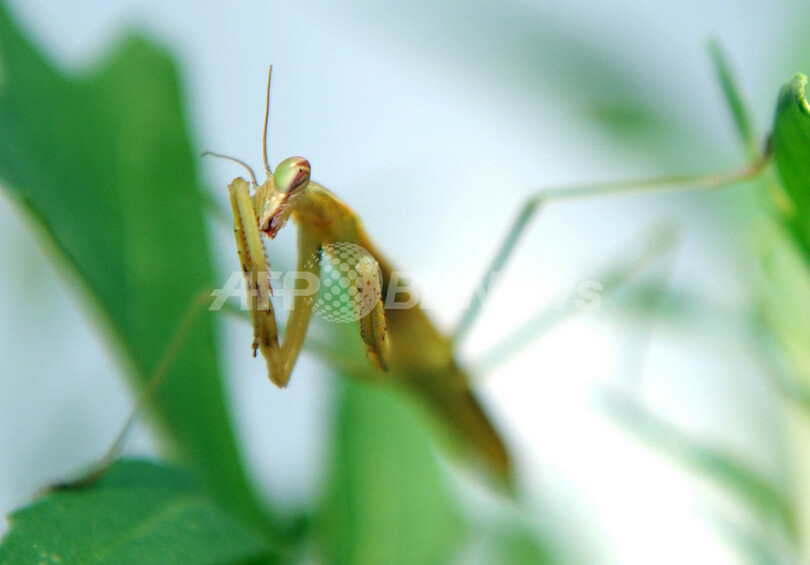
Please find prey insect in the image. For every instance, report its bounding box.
[205,68,513,479]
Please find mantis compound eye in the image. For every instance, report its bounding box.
[274,156,311,193]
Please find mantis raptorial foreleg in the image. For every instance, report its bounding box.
[228,177,284,382]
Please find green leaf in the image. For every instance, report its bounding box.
[0,459,273,565]
[0,5,266,530]
[708,40,758,158]
[316,379,463,565]
[480,526,556,565]
[772,73,810,256]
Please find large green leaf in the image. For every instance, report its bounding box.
[0,459,273,565]
[0,4,265,531]
[316,379,463,565]
[772,73,810,259]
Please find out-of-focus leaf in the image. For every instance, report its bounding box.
[755,233,810,401]
[0,4,267,531]
[0,459,274,565]
[772,73,810,260]
[479,526,556,565]
[710,511,797,565]
[709,44,792,240]
[708,40,758,158]
[601,389,797,543]
[617,277,810,427]
[316,379,462,565]
[608,282,757,333]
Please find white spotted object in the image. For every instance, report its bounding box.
[306,242,381,323]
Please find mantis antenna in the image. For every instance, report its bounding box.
[262,65,273,177]
[201,151,259,187]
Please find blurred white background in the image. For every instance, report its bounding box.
[0,1,803,563]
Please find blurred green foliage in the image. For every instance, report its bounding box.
[0,460,274,564]
[317,379,462,565]
[0,0,267,534]
[772,73,810,260]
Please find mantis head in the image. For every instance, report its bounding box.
[205,68,313,239]
[257,156,311,238]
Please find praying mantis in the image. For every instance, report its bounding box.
[55,50,775,493]
[206,68,513,480]
[201,65,770,484]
